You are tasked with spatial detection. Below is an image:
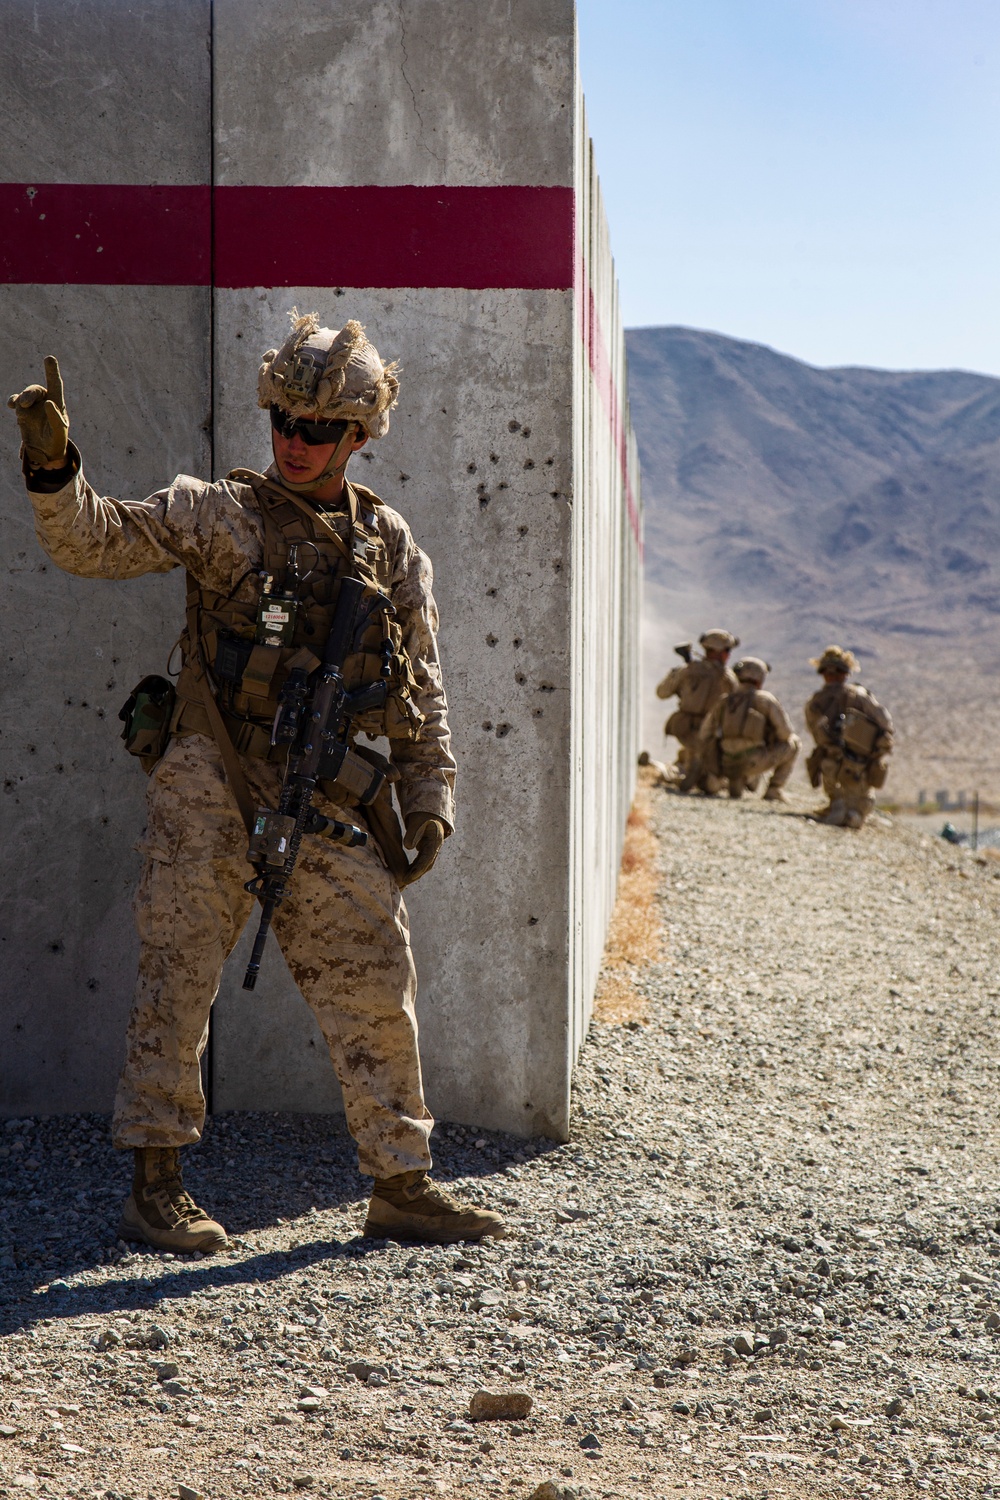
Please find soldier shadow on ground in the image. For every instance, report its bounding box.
[1,1109,561,1339]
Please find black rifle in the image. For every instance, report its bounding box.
[674,642,693,664]
[242,575,389,991]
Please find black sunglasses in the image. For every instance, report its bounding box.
[269,406,353,446]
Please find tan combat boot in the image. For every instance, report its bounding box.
[363,1171,507,1244]
[728,775,745,799]
[119,1147,228,1254]
[763,784,788,803]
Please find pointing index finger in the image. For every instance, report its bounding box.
[43,355,64,411]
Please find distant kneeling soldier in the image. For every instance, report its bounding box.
[805,646,893,829]
[655,628,739,792]
[699,657,799,802]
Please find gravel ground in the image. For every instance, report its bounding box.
[4,779,1000,1500]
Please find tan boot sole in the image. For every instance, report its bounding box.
[118,1194,229,1254]
[363,1198,507,1245]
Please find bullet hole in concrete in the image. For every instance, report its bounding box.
[235,331,243,339]
[399,473,410,482]
[479,495,490,509]
[485,587,498,597]
[3,780,13,792]
[513,638,522,648]
[467,463,477,473]
[481,721,493,731]
[97,708,105,719]
[539,683,555,693]
[64,698,73,706]
[486,635,498,647]
[495,723,511,738]
[126,447,135,457]
[80,701,88,709]
[37,565,46,572]
[517,525,528,537]
[362,451,374,461]
[527,917,538,926]
[105,680,115,690]
[26,745,36,755]
[55,764,64,773]
[490,453,499,463]
[100,816,109,825]
[112,657,120,665]
[334,287,344,296]
[515,672,526,685]
[550,491,561,499]
[532,708,544,718]
[523,459,535,470]
[508,420,521,432]
[552,560,562,572]
[524,1101,532,1109]
[86,978,99,991]
[545,457,555,466]
[498,482,508,490]
[49,941,64,954]
[521,427,531,439]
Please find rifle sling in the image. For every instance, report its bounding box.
[185,572,259,840]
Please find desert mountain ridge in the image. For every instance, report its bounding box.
[626,326,1000,802]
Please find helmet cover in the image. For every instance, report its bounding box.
[258,310,399,439]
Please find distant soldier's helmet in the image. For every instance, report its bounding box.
[699,628,739,652]
[258,310,399,439]
[810,645,859,675]
[734,656,768,685]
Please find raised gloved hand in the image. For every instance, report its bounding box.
[7,355,69,468]
[401,815,447,886]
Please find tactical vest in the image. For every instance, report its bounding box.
[719,687,768,755]
[171,471,423,760]
[677,658,728,720]
[813,683,881,760]
[841,695,880,757]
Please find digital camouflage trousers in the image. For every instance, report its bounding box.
[112,734,433,1178]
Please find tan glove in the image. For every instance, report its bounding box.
[8,355,69,468]
[400,815,446,886]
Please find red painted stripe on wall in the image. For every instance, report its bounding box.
[0,183,574,290]
[0,183,210,285]
[579,271,641,547]
[215,185,574,290]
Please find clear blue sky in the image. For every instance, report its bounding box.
[577,0,1000,374]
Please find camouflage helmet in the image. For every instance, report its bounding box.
[699,628,739,652]
[733,656,769,685]
[258,310,399,439]
[810,645,859,676]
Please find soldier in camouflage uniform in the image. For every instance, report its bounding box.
[9,314,505,1251]
[656,628,739,792]
[805,646,893,829]
[698,657,799,801]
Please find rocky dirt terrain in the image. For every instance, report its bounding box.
[4,775,1000,1500]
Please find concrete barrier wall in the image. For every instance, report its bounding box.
[570,95,643,1058]
[0,0,640,1139]
[0,0,211,1115]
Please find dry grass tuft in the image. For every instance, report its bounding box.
[592,768,664,1025]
